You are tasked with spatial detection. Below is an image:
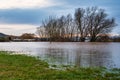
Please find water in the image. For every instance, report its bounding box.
[0,42,120,68]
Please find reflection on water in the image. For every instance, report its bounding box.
[0,42,120,68]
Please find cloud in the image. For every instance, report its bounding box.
[0,24,37,35]
[0,0,119,35]
[0,9,47,25]
[0,0,59,9]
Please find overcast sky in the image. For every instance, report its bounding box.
[0,0,120,35]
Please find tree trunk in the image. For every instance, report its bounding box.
[90,37,96,42]
[80,37,85,42]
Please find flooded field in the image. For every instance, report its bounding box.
[0,42,120,68]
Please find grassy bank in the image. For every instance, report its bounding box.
[0,51,120,80]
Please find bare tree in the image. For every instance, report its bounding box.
[74,8,88,42]
[37,7,116,42]
[37,14,75,42]
[64,14,76,41]
[87,7,116,42]
[74,7,116,42]
[44,17,58,41]
[36,27,46,38]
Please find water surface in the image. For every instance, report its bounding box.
[0,42,120,68]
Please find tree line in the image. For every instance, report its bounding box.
[37,7,116,42]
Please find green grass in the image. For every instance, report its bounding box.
[0,51,120,80]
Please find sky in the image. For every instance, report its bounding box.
[0,0,120,36]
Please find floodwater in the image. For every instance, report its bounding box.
[0,42,120,68]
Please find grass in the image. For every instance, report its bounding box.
[0,51,120,80]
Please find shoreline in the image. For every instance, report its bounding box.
[0,51,120,79]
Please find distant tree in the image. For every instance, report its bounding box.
[43,17,58,41]
[0,37,5,42]
[75,7,116,42]
[37,7,116,42]
[96,34,110,42]
[112,36,120,42]
[36,27,46,38]
[38,14,76,42]
[20,33,35,39]
[87,7,116,42]
[65,14,76,41]
[57,14,75,41]
[75,8,88,42]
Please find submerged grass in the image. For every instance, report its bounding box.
[0,51,120,80]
